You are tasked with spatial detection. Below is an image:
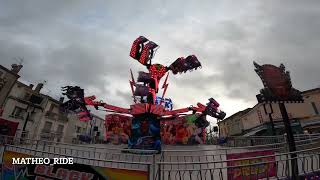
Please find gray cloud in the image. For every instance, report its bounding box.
[1,0,319,121]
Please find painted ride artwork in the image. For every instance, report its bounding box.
[60,36,226,153]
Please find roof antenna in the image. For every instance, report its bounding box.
[13,57,24,65]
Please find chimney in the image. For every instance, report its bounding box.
[34,83,44,93]
[59,97,64,103]
[29,84,34,89]
[11,64,23,74]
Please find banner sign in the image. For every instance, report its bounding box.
[105,113,206,145]
[226,150,276,180]
[253,62,303,103]
[0,118,19,136]
[105,114,132,145]
[155,97,173,110]
[2,151,148,180]
[161,114,206,145]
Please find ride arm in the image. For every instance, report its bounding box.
[162,104,206,116]
[162,107,191,116]
[102,104,131,114]
[162,98,226,120]
[83,96,131,114]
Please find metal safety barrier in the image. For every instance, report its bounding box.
[224,133,320,148]
[2,134,320,180]
[155,147,320,180]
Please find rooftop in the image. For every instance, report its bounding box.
[218,87,320,125]
[0,65,20,78]
[217,108,252,124]
[302,88,320,95]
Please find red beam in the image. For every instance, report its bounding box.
[103,104,131,114]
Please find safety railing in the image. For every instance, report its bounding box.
[155,147,320,180]
[158,136,320,167]
[223,133,320,148]
[2,133,320,156]
[2,134,320,180]
[5,145,152,170]
[0,135,158,180]
[0,134,160,173]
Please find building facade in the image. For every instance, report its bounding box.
[298,88,320,133]
[0,64,21,114]
[217,108,251,137]
[0,63,106,144]
[218,88,320,137]
[1,81,45,139]
[64,114,88,144]
[90,114,105,143]
[32,95,68,143]
[64,113,105,144]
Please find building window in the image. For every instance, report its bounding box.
[42,121,53,133]
[24,93,31,101]
[29,111,36,122]
[49,103,57,112]
[0,77,7,91]
[56,125,64,134]
[29,94,43,104]
[311,102,319,115]
[76,126,81,133]
[11,106,26,119]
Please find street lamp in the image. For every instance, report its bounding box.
[253,61,304,180]
[21,94,44,142]
[263,103,275,135]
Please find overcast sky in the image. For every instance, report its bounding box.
[1,1,319,123]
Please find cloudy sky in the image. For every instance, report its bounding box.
[1,1,319,123]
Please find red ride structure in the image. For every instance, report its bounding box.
[61,36,226,152]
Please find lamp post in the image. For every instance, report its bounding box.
[21,104,32,138]
[263,103,275,135]
[254,61,303,180]
[21,94,44,143]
